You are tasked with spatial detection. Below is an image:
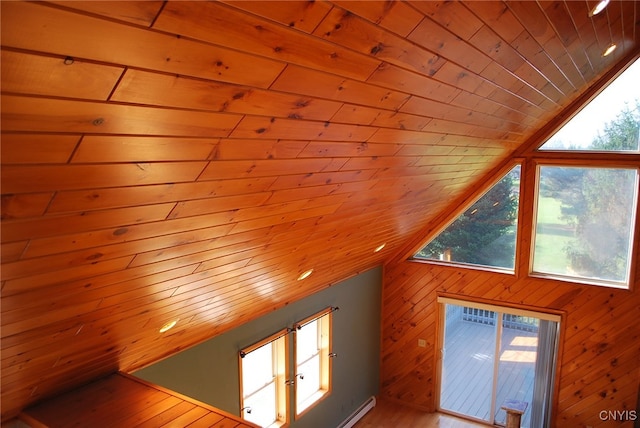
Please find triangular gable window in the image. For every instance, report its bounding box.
[538,58,639,152]
[413,165,521,271]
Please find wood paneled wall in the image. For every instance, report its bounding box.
[380,155,640,427]
[2,0,639,422]
[19,373,258,428]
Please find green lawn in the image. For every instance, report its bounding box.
[536,196,563,223]
[533,197,574,274]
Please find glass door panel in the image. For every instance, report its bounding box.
[494,314,539,427]
[440,304,497,422]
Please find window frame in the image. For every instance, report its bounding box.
[239,329,290,428]
[293,308,333,418]
[409,162,524,276]
[404,58,640,290]
[537,57,639,154]
[529,160,639,289]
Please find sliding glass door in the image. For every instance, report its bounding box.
[438,299,559,428]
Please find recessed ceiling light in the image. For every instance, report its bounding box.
[297,269,313,281]
[602,43,617,57]
[589,0,610,17]
[374,243,386,253]
[159,319,178,333]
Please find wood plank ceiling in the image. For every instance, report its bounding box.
[1,0,638,421]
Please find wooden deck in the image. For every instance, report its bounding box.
[440,318,536,427]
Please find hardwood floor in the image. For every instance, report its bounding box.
[354,399,489,428]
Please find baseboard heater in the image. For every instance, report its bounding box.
[338,396,376,428]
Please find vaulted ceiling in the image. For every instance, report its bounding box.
[1,0,638,421]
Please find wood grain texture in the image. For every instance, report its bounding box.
[381,151,640,428]
[380,261,640,428]
[1,0,639,423]
[353,398,487,428]
[19,373,258,428]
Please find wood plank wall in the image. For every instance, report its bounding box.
[19,373,258,428]
[1,0,639,422]
[380,155,640,427]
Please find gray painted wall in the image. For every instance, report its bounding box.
[134,266,382,428]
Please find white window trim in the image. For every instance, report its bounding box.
[437,296,561,322]
[293,307,333,418]
[239,329,290,428]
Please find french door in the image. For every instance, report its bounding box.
[437,298,559,427]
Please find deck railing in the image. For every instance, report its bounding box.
[461,307,539,332]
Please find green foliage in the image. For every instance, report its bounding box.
[558,167,636,281]
[541,101,638,281]
[416,167,520,269]
[589,101,640,151]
